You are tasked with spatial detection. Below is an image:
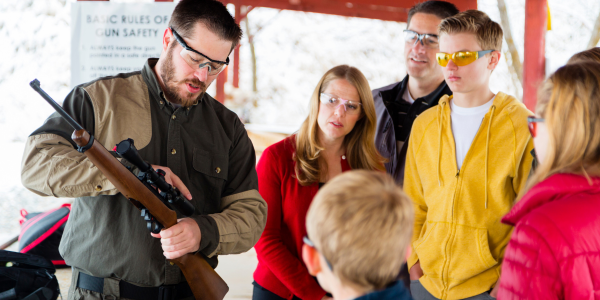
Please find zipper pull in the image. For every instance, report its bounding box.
[455,170,460,178]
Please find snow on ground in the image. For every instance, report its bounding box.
[1,0,599,254]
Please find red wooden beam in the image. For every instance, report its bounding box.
[220,0,476,22]
[224,0,407,22]
[523,0,547,111]
[238,5,256,21]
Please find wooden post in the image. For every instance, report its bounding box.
[587,9,600,49]
[523,0,547,111]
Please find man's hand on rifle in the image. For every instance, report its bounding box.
[150,165,193,200]
[149,165,199,259]
[151,218,202,259]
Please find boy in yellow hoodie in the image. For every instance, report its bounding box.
[404,10,534,300]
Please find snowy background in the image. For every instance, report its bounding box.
[1,0,599,243]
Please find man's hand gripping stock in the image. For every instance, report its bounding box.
[148,165,202,260]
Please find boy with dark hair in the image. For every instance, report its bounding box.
[404,10,534,300]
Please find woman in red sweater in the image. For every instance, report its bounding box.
[252,65,385,300]
[497,62,600,299]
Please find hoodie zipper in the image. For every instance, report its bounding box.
[441,168,461,299]
[438,99,461,299]
[439,99,496,299]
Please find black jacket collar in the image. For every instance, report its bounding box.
[393,74,451,106]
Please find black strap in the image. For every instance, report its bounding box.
[21,287,54,300]
[77,272,193,300]
[0,288,17,300]
[76,272,103,294]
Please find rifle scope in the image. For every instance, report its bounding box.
[116,139,195,217]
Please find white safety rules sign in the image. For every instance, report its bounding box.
[71,2,176,87]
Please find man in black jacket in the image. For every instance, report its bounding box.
[373,1,458,185]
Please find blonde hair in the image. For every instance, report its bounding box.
[520,62,600,199]
[305,170,414,290]
[567,47,600,65]
[294,65,385,185]
[438,10,503,51]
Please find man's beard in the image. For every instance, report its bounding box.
[160,46,207,107]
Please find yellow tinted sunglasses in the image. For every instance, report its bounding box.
[436,50,494,67]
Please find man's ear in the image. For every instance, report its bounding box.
[302,244,322,276]
[487,51,501,71]
[162,28,172,52]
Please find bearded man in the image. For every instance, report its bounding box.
[21,1,267,299]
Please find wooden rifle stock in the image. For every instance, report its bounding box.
[71,129,229,300]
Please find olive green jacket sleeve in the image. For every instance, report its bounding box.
[200,189,266,257]
[21,87,122,197]
[196,121,267,258]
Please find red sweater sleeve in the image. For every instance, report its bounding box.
[254,144,327,300]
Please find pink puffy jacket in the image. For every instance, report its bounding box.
[497,173,600,300]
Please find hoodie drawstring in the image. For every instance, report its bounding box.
[484,106,496,209]
[438,101,446,187]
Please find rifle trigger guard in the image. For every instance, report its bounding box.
[77,133,95,153]
[142,208,164,234]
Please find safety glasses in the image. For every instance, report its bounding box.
[303,236,333,271]
[170,27,229,76]
[436,50,494,67]
[320,93,362,115]
[403,30,439,49]
[527,116,545,138]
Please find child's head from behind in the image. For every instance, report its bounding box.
[437,10,503,94]
[303,170,414,295]
[567,47,600,65]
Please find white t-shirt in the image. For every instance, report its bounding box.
[450,96,495,170]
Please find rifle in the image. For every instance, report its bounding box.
[29,79,229,300]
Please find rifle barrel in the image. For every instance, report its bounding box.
[30,79,84,131]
